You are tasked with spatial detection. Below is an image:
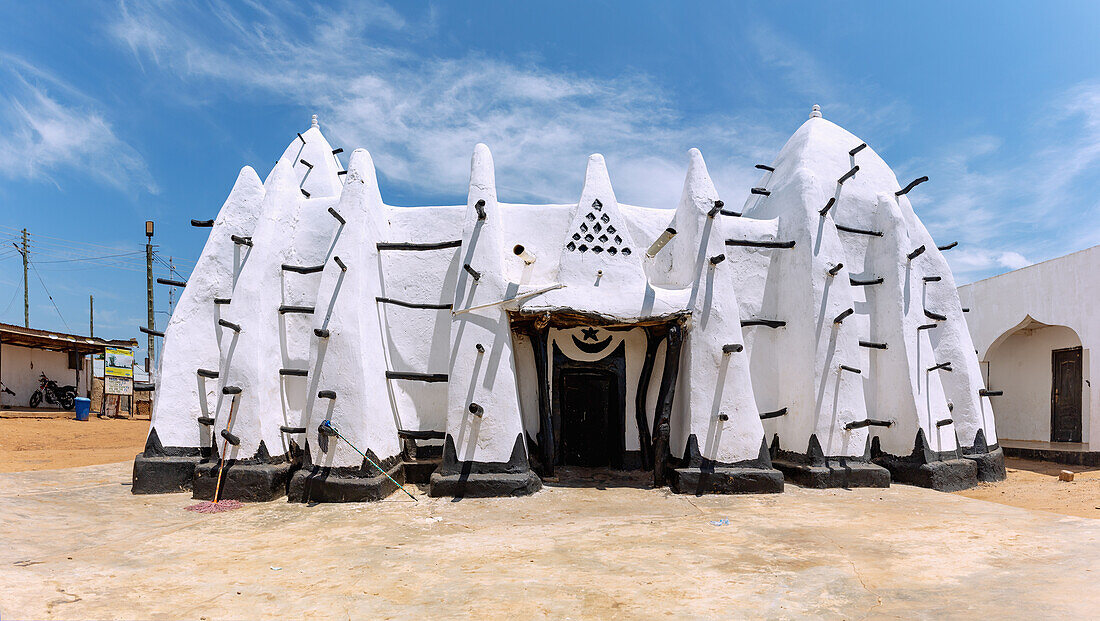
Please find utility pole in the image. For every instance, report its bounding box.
[145,221,155,375]
[89,295,94,338]
[21,228,29,327]
[167,256,175,314]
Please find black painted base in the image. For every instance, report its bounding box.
[669,466,784,495]
[131,454,200,494]
[429,470,542,498]
[875,456,978,492]
[429,433,542,498]
[192,461,295,502]
[402,458,440,485]
[962,447,1007,482]
[771,458,890,489]
[287,463,404,503]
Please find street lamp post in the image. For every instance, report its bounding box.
[145,220,155,376]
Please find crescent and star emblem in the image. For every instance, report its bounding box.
[571,327,613,354]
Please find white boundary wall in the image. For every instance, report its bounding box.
[959,245,1100,446]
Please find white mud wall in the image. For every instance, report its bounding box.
[215,125,342,460]
[149,167,264,450]
[740,151,870,459]
[738,114,993,458]
[153,111,991,471]
[668,150,764,464]
[378,205,465,435]
[303,149,401,467]
[445,145,526,464]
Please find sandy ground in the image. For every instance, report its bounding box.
[2,417,1100,519]
[1,462,1099,620]
[0,417,149,473]
[954,458,1100,519]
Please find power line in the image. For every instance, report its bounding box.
[153,252,191,279]
[35,250,148,264]
[11,227,197,258]
[16,240,151,263]
[0,224,152,254]
[27,260,69,330]
[0,286,18,315]
[0,226,197,270]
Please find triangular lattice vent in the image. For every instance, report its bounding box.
[564,199,631,256]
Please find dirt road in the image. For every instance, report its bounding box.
[954,457,1100,519]
[0,417,147,473]
[3,461,1100,619]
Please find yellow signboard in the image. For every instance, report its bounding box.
[105,347,134,379]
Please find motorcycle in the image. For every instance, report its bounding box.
[29,373,77,410]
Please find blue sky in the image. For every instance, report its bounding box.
[3,1,1100,364]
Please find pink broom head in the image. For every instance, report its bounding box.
[185,499,244,513]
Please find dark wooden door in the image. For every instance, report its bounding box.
[560,372,615,467]
[1051,347,1083,443]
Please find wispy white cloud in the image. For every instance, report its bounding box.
[743,22,912,141]
[111,0,1100,287]
[907,81,1100,283]
[107,0,788,208]
[0,55,157,194]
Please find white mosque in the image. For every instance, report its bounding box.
[132,106,1005,502]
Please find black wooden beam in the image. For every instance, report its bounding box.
[726,239,796,249]
[896,176,929,196]
[375,297,452,310]
[741,319,786,329]
[760,407,788,420]
[850,277,883,286]
[281,264,324,274]
[398,429,446,441]
[385,371,449,382]
[835,224,883,237]
[845,419,892,430]
[278,305,315,315]
[376,240,463,251]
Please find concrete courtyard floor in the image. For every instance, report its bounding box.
[1,463,1099,620]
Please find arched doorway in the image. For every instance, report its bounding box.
[984,317,1087,443]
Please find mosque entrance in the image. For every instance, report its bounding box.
[511,312,688,479]
[552,341,627,470]
[559,369,620,467]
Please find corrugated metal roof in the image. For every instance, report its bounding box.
[0,322,136,354]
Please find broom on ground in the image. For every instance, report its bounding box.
[186,394,244,513]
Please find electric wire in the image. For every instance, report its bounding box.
[28,260,70,330]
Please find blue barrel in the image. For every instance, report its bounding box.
[74,397,91,421]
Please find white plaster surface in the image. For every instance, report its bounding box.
[303,149,400,467]
[149,111,996,476]
[445,144,526,464]
[147,167,264,449]
[214,144,340,460]
[736,116,994,457]
[669,150,763,463]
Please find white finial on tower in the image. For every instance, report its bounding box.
[311,114,318,128]
[809,104,822,119]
